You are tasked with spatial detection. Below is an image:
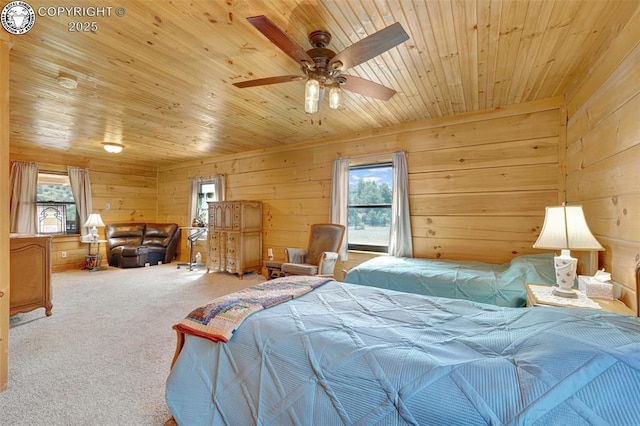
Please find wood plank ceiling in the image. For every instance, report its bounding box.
[8,0,640,166]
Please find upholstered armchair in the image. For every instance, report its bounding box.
[281,223,346,277]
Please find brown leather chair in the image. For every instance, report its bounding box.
[106,223,180,268]
[282,223,346,277]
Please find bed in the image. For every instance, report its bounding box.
[166,275,640,425]
[343,253,557,307]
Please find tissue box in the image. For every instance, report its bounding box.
[578,275,614,299]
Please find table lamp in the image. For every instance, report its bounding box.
[533,204,604,298]
[83,213,105,241]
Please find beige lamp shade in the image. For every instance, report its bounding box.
[533,205,603,298]
[83,213,105,228]
[83,213,105,241]
[533,205,603,251]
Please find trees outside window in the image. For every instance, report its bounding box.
[348,163,392,252]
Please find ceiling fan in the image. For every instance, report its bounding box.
[233,15,410,113]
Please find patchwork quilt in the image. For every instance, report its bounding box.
[166,280,640,425]
[173,275,331,343]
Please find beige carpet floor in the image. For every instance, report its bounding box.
[0,264,265,425]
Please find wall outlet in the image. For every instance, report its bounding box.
[61,251,67,258]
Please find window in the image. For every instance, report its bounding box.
[193,181,216,226]
[37,172,78,234]
[348,163,393,252]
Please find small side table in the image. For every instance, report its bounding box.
[81,239,107,271]
[525,283,634,316]
[264,260,285,280]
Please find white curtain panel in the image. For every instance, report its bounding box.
[212,174,225,201]
[189,178,199,224]
[68,166,93,237]
[389,151,413,257]
[330,158,350,261]
[9,161,39,234]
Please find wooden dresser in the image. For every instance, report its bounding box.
[10,234,53,316]
[207,201,262,279]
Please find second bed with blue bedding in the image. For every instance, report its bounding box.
[343,253,556,307]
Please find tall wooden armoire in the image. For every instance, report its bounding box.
[207,201,262,279]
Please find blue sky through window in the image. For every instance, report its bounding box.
[349,166,392,187]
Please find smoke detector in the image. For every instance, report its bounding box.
[57,72,78,89]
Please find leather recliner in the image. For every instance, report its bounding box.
[105,223,181,268]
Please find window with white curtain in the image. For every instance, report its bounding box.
[348,162,393,252]
[332,152,412,258]
[36,172,78,234]
[193,181,216,226]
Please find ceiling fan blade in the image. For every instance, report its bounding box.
[342,75,397,101]
[247,15,315,67]
[233,75,304,88]
[329,22,409,71]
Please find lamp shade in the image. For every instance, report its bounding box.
[533,205,603,251]
[83,213,105,228]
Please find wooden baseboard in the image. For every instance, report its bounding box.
[53,263,84,273]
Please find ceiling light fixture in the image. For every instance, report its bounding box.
[57,72,78,89]
[303,74,345,113]
[329,84,342,110]
[102,142,124,153]
[304,77,321,114]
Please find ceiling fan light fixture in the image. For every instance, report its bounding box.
[304,77,320,114]
[103,142,124,153]
[329,84,342,109]
[240,16,410,117]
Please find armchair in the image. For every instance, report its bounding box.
[281,223,346,277]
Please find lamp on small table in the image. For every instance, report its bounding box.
[533,204,604,298]
[83,213,105,242]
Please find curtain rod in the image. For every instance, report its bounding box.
[341,150,405,163]
[193,173,223,181]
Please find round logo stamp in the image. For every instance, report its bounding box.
[2,1,36,35]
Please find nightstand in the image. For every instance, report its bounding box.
[81,239,107,271]
[264,260,285,280]
[525,283,634,316]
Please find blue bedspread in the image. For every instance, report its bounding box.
[166,280,640,425]
[343,253,557,307]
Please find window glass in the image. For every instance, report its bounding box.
[194,181,216,226]
[348,163,392,252]
[37,172,78,234]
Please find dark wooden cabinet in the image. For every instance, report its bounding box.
[10,235,52,316]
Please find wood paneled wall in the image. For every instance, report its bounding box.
[565,7,640,314]
[158,97,564,275]
[1,31,13,393]
[9,147,158,272]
